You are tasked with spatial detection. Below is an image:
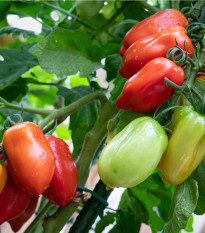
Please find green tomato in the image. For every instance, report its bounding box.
[76,0,104,18]
[159,109,205,185]
[98,117,168,189]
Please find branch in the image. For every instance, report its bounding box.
[39,92,108,129]
[43,1,95,31]
[0,97,52,116]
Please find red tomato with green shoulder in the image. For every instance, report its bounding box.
[43,135,78,207]
[3,122,55,195]
[119,26,194,79]
[120,9,188,57]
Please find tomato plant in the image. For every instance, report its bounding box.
[0,1,204,233]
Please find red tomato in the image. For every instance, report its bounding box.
[120,9,188,57]
[3,122,55,195]
[43,136,78,207]
[8,195,39,232]
[116,57,184,113]
[119,26,194,79]
[0,168,31,225]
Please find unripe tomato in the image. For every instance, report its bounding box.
[98,117,168,189]
[3,122,55,195]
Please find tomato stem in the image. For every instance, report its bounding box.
[0,97,53,116]
[39,92,109,129]
[171,0,180,10]
[164,78,183,93]
[43,1,95,31]
[24,201,53,233]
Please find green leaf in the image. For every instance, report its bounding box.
[0,2,11,22]
[30,28,104,77]
[192,157,205,215]
[0,26,37,39]
[184,215,194,232]
[9,1,41,19]
[129,187,165,233]
[0,77,28,102]
[95,212,116,233]
[0,47,38,90]
[117,209,141,233]
[110,74,126,101]
[163,178,198,233]
[57,86,98,155]
[105,54,122,82]
[123,2,152,23]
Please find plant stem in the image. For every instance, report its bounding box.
[43,1,95,31]
[171,0,180,10]
[39,92,108,129]
[93,1,131,38]
[24,201,53,233]
[69,180,113,233]
[0,97,52,116]
[42,102,118,233]
[138,0,159,13]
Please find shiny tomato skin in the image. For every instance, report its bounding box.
[3,122,55,195]
[0,169,31,225]
[119,26,194,79]
[0,163,7,194]
[8,195,39,232]
[43,135,78,207]
[116,57,184,113]
[120,9,188,57]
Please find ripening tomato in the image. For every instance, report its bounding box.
[3,122,55,195]
[120,9,188,57]
[0,163,7,193]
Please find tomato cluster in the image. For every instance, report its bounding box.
[0,122,78,231]
[116,9,194,113]
[99,9,205,190]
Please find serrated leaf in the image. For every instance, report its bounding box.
[30,28,104,77]
[192,157,205,215]
[0,47,38,90]
[163,178,198,233]
[95,212,116,233]
[57,86,98,155]
[105,54,122,82]
[0,26,37,39]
